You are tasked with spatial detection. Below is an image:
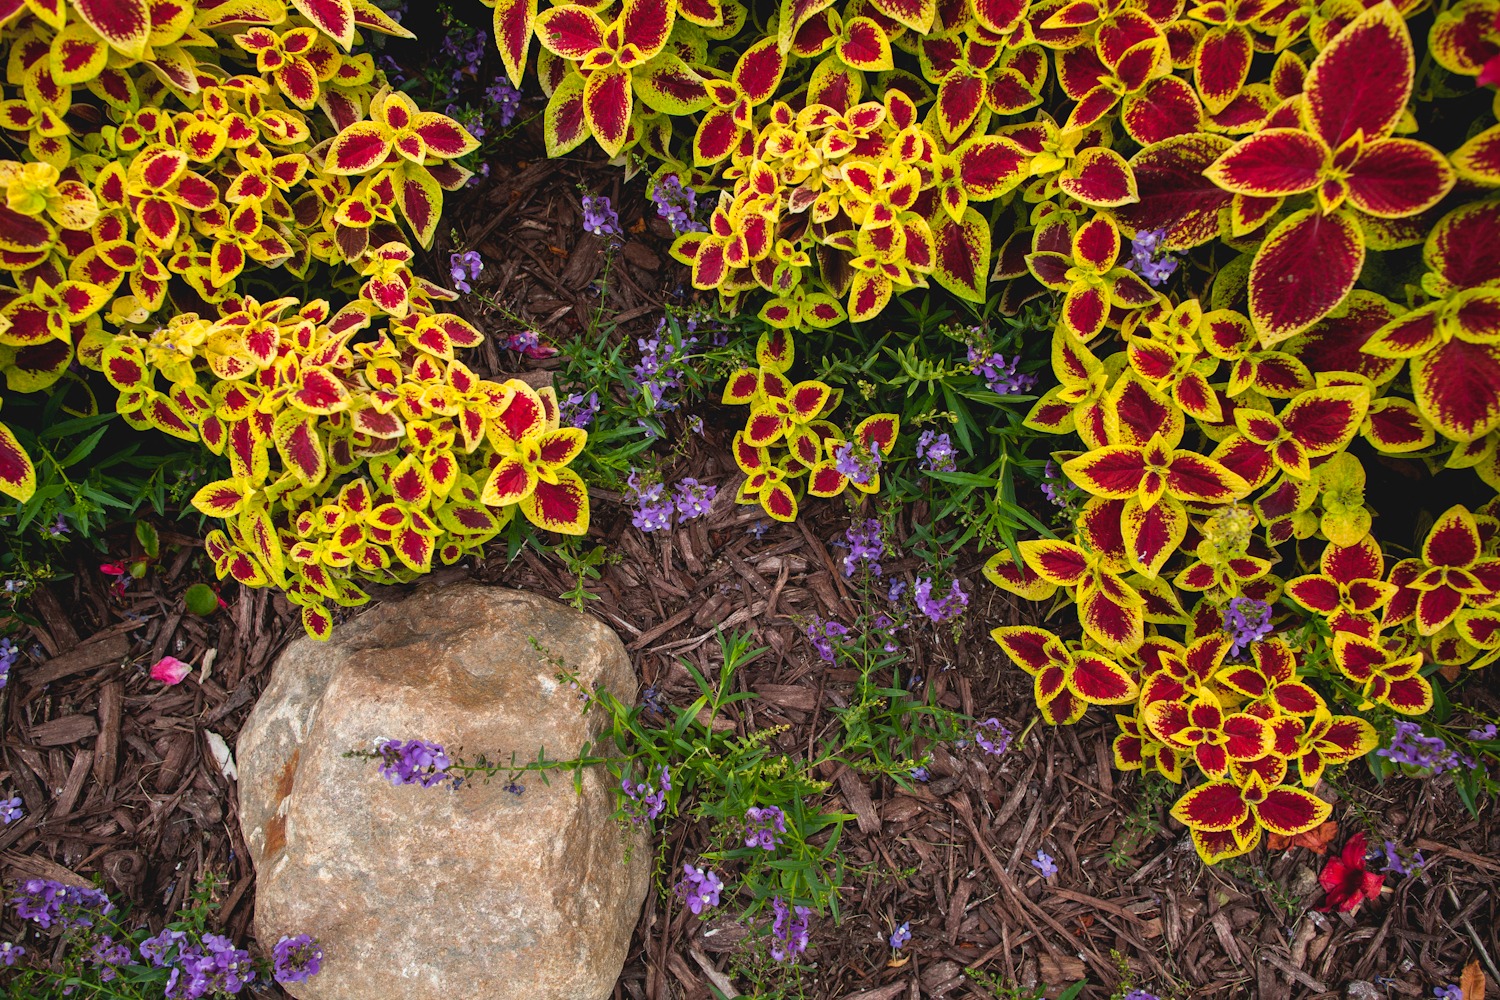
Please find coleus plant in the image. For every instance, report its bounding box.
[0,0,591,637]
[721,327,899,521]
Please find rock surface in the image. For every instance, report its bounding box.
[238,583,648,1000]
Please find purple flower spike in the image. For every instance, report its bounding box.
[374,739,453,788]
[916,430,957,472]
[674,863,724,915]
[1221,597,1273,656]
[769,897,812,962]
[744,805,787,851]
[582,194,621,238]
[273,934,324,984]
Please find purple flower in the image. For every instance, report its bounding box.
[621,764,670,822]
[0,795,20,824]
[0,941,22,966]
[449,250,483,293]
[1126,228,1178,286]
[889,922,910,949]
[916,429,957,472]
[887,578,907,603]
[1031,850,1058,878]
[651,174,704,234]
[13,879,112,929]
[176,934,255,996]
[832,439,882,485]
[89,935,133,981]
[744,805,787,851]
[748,520,770,540]
[439,25,487,77]
[674,864,724,915]
[374,739,453,788]
[1378,721,1466,774]
[674,479,717,520]
[910,766,929,782]
[769,897,811,962]
[273,934,323,984]
[975,718,1012,756]
[1468,724,1497,741]
[914,577,968,622]
[1435,987,1463,1000]
[1381,840,1425,877]
[1123,992,1162,1000]
[626,472,674,532]
[141,929,187,968]
[484,77,523,127]
[1222,597,1273,656]
[582,194,620,238]
[1040,460,1071,509]
[561,390,600,428]
[805,616,849,663]
[44,513,69,538]
[840,519,884,577]
[968,347,1037,396]
[631,327,693,411]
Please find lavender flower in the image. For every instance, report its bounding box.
[748,520,770,540]
[631,326,695,412]
[889,922,911,949]
[561,390,600,428]
[1040,460,1071,509]
[1378,721,1466,774]
[1381,840,1425,877]
[1468,724,1498,741]
[975,718,1012,756]
[13,879,113,929]
[626,472,674,532]
[0,942,22,966]
[89,935,133,981]
[805,616,849,663]
[916,429,957,472]
[1222,597,1273,656]
[1435,987,1463,1000]
[744,805,787,851]
[273,934,323,984]
[439,25,487,77]
[968,347,1037,396]
[484,77,523,127]
[841,519,884,577]
[769,897,811,962]
[621,764,670,822]
[44,513,69,538]
[674,863,724,915]
[449,250,483,293]
[581,194,620,238]
[914,577,968,623]
[175,934,255,996]
[910,766,929,782]
[1,636,18,688]
[674,479,716,520]
[1127,228,1178,287]
[1123,992,1162,1000]
[374,738,453,788]
[140,929,188,968]
[831,439,882,485]
[887,578,907,603]
[1031,850,1058,878]
[0,796,21,824]
[650,174,704,234]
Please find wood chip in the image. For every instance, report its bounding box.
[28,714,100,746]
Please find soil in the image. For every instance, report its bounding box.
[3,87,1499,1000]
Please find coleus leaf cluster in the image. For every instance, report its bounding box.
[721,327,899,521]
[0,0,586,638]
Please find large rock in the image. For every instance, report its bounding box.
[238,583,648,1000]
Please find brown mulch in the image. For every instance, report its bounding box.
[3,120,1499,1000]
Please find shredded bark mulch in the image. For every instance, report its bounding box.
[2,121,1498,1000]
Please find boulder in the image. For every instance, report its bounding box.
[238,583,648,1000]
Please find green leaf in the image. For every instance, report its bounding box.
[1058,981,1089,1000]
[135,520,160,558]
[184,583,219,616]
